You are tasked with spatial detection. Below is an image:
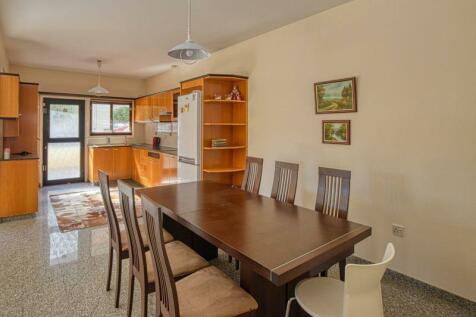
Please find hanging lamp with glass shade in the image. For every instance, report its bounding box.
[88,59,109,94]
[168,0,210,64]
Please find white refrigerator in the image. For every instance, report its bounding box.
[177,91,201,183]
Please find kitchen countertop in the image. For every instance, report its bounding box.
[0,154,39,161]
[88,143,177,157]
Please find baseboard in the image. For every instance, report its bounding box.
[349,256,475,305]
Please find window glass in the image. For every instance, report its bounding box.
[91,102,131,135]
[112,104,131,133]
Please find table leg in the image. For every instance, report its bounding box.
[240,263,311,317]
[240,263,287,317]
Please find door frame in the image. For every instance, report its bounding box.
[42,98,85,186]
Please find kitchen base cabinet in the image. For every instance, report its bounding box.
[88,146,131,183]
[131,148,177,187]
[0,159,39,217]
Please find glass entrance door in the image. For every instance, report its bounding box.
[43,98,85,185]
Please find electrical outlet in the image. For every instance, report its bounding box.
[392,224,405,237]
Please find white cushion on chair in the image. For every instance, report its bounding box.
[295,277,344,317]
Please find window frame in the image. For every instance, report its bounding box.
[90,100,133,136]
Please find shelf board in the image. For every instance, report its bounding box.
[204,146,246,150]
[203,167,245,173]
[203,122,246,126]
[203,99,246,103]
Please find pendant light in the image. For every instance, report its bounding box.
[168,0,210,64]
[88,59,109,94]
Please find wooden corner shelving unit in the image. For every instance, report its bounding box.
[180,74,248,186]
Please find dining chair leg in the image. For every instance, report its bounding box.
[114,254,122,308]
[127,268,134,317]
[106,246,113,291]
[285,297,296,317]
[339,258,346,281]
[140,286,148,317]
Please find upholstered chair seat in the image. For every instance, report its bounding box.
[119,222,173,251]
[176,266,258,317]
[145,241,209,283]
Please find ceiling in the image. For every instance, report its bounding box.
[0,0,351,78]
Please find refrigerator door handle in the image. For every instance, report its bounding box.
[179,156,197,165]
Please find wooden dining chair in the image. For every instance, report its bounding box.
[99,170,125,308]
[241,156,264,194]
[99,170,174,308]
[270,161,299,204]
[315,167,351,280]
[142,194,259,317]
[117,180,209,317]
[285,243,395,317]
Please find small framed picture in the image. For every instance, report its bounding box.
[314,77,357,114]
[322,120,351,145]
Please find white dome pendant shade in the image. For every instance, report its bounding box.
[168,0,210,64]
[88,59,109,94]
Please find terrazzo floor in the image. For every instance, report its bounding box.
[0,183,474,317]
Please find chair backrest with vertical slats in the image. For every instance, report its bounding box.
[241,156,264,194]
[142,195,180,317]
[315,167,351,219]
[270,161,299,204]
[98,170,121,249]
[117,180,147,280]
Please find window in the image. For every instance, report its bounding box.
[90,101,132,135]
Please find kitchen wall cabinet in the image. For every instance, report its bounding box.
[0,159,39,217]
[0,73,20,118]
[134,96,151,122]
[3,83,39,153]
[134,88,179,123]
[88,146,131,183]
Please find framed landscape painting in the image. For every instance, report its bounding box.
[322,120,351,145]
[314,77,357,114]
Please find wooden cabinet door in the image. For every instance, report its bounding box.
[151,94,162,121]
[113,147,131,180]
[144,96,152,122]
[3,83,39,151]
[131,148,141,184]
[150,153,170,186]
[0,160,38,217]
[164,91,173,113]
[3,119,20,137]
[92,148,113,182]
[166,154,178,184]
[0,74,20,118]
[138,149,151,186]
[134,97,150,122]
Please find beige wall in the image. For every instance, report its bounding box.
[11,64,145,98]
[0,33,8,72]
[144,0,476,300]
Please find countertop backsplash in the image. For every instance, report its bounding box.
[144,121,178,148]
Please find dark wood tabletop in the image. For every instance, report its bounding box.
[138,180,372,286]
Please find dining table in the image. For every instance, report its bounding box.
[138,180,372,317]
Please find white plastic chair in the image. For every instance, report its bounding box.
[285,243,395,317]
